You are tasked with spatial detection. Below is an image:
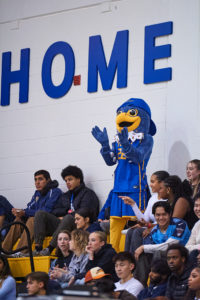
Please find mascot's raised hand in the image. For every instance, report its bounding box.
[91,126,109,148]
[117,127,129,151]
[92,98,156,252]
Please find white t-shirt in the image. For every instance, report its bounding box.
[115,277,144,296]
[186,219,200,252]
[131,193,167,223]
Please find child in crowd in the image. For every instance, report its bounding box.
[49,230,73,280]
[50,229,89,287]
[0,254,16,299]
[26,271,49,296]
[113,251,143,297]
[75,207,102,233]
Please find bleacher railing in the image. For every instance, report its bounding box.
[0,221,35,272]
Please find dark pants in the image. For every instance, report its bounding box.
[124,227,151,286]
[134,252,152,287]
[34,211,76,248]
[125,227,145,253]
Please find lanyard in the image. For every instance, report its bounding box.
[70,193,74,211]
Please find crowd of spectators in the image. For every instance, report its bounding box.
[0,160,200,299]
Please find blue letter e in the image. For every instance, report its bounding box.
[144,21,173,84]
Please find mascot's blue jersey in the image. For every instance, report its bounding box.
[100,139,151,217]
[112,140,149,193]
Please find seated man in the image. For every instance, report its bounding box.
[133,201,190,286]
[165,244,194,300]
[114,251,143,297]
[137,259,171,300]
[0,195,14,238]
[33,165,99,255]
[26,271,49,296]
[1,170,62,256]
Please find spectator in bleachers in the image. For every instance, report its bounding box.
[84,267,137,300]
[85,231,117,281]
[186,193,200,253]
[159,175,196,229]
[50,229,89,288]
[26,271,49,296]
[2,170,62,257]
[121,170,169,253]
[124,174,196,256]
[94,277,137,300]
[0,195,14,239]
[49,230,73,282]
[33,165,99,256]
[186,159,200,200]
[85,266,111,285]
[185,267,200,300]
[0,254,16,299]
[133,201,190,286]
[165,244,193,300]
[75,207,102,233]
[113,251,143,297]
[137,259,171,300]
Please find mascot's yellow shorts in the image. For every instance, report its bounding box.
[110,216,134,252]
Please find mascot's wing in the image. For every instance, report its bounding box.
[120,133,153,164]
[100,144,117,166]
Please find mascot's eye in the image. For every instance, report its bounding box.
[117,110,122,115]
[129,109,138,116]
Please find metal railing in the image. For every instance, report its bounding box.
[0,221,35,272]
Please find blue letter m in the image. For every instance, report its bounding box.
[88,30,129,93]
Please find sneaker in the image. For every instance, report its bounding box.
[38,248,50,256]
[121,229,129,235]
[32,249,40,256]
[10,251,25,258]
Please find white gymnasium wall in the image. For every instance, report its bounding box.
[0,0,199,208]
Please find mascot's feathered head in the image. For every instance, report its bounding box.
[116,98,156,135]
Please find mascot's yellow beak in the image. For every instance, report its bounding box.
[116,109,141,133]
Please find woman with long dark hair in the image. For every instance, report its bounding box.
[159,175,197,229]
[49,230,73,278]
[75,207,102,233]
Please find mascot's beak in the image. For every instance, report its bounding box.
[116,112,141,133]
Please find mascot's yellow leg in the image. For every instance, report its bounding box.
[110,217,128,252]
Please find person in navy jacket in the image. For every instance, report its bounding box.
[1,170,62,256]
